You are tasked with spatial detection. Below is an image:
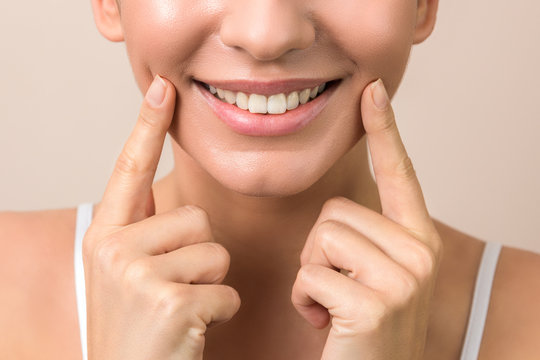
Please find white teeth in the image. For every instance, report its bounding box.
[267,94,287,114]
[236,92,249,110]
[248,94,267,114]
[208,82,328,114]
[299,89,310,104]
[287,91,299,110]
[216,88,225,99]
[224,90,236,104]
[309,86,319,99]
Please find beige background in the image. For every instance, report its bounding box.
[1,1,539,252]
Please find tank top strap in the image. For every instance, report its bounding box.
[460,241,503,360]
[74,203,93,360]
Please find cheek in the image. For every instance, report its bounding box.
[120,0,220,91]
[319,1,418,96]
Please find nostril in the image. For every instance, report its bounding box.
[219,6,316,62]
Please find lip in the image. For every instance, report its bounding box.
[193,77,337,96]
[195,79,340,137]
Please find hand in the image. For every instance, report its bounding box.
[82,75,241,360]
[291,79,443,360]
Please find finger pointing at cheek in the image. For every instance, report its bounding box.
[300,79,439,269]
[95,75,177,227]
[362,79,434,238]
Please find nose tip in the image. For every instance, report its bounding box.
[219,1,315,61]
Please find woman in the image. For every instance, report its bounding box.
[1,0,540,359]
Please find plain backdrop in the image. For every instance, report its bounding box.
[1,1,539,252]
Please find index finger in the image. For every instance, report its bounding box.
[361,79,431,234]
[94,75,177,227]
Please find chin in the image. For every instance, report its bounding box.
[200,150,336,198]
[220,178,312,198]
[170,125,355,199]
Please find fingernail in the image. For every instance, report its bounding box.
[146,75,167,108]
[371,78,389,110]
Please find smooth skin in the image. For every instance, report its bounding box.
[2,0,540,359]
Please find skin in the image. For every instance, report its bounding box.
[2,0,540,359]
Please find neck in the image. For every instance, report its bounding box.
[153,135,381,278]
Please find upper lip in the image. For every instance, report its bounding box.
[193,77,341,96]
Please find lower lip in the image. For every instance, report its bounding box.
[195,81,337,137]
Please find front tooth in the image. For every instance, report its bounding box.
[236,92,249,110]
[216,88,226,99]
[224,90,236,104]
[309,86,319,99]
[209,85,217,94]
[248,94,267,114]
[287,91,299,110]
[318,83,326,94]
[299,89,311,104]
[267,94,287,114]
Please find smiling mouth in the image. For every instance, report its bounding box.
[196,80,340,115]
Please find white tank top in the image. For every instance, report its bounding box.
[73,202,503,360]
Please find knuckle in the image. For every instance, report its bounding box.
[115,147,142,177]
[124,258,154,285]
[320,196,349,218]
[207,285,241,319]
[155,283,190,318]
[392,270,419,307]
[225,286,242,312]
[138,107,160,130]
[314,220,340,249]
[94,236,127,274]
[409,242,437,282]
[395,155,416,181]
[296,263,319,285]
[177,205,212,239]
[378,112,397,134]
[204,241,229,259]
[82,228,99,260]
[365,299,389,332]
[182,205,209,221]
[347,294,388,334]
[203,243,231,281]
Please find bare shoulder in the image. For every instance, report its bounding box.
[0,208,77,279]
[422,219,540,359]
[0,207,80,359]
[430,218,540,359]
[424,219,486,360]
[480,240,540,359]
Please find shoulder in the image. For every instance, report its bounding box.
[0,207,78,356]
[480,242,540,359]
[0,207,77,273]
[426,219,540,359]
[0,206,78,293]
[431,218,540,359]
